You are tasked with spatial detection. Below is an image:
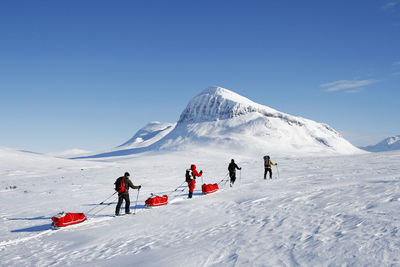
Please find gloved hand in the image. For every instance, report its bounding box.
[200,170,203,174]
[239,167,242,170]
[138,185,142,189]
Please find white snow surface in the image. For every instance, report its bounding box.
[0,147,106,178]
[362,135,400,152]
[83,86,363,159]
[1,147,400,266]
[47,149,92,158]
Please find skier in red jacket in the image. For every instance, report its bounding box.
[186,164,203,198]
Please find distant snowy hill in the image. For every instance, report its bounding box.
[118,121,175,149]
[47,149,92,158]
[0,147,102,178]
[80,86,362,158]
[361,135,400,152]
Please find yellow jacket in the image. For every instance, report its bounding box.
[265,159,276,169]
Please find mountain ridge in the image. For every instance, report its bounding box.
[361,135,400,152]
[76,86,363,159]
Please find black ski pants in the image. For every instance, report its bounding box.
[116,192,130,215]
[229,172,236,184]
[264,168,272,179]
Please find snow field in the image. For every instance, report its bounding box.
[0,150,399,266]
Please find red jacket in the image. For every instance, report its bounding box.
[190,164,202,178]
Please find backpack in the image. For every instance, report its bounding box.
[264,156,270,168]
[228,163,236,173]
[114,176,126,193]
[185,169,192,182]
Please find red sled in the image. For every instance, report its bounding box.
[145,194,168,207]
[202,183,219,194]
[51,212,86,228]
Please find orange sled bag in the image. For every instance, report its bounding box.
[145,194,168,207]
[51,212,86,228]
[202,183,219,194]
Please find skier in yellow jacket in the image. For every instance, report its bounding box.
[263,155,277,179]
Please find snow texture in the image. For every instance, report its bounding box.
[1,147,399,266]
[47,149,92,158]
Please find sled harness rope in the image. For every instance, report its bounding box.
[169,181,188,201]
[86,192,117,216]
[217,173,230,187]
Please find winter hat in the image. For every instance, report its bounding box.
[124,172,130,177]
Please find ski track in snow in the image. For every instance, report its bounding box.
[1,151,400,266]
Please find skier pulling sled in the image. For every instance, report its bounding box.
[114,172,141,216]
[186,165,203,198]
[145,194,168,207]
[228,159,241,187]
[51,212,87,229]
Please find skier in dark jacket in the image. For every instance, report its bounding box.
[228,159,241,187]
[186,164,202,198]
[263,155,277,179]
[115,172,141,216]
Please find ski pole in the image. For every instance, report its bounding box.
[276,165,280,179]
[134,188,140,215]
[86,191,117,214]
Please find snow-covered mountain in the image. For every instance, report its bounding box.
[361,135,400,152]
[81,86,362,158]
[162,86,362,154]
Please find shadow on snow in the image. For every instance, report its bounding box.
[11,224,51,232]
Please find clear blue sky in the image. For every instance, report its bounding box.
[1,0,399,153]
